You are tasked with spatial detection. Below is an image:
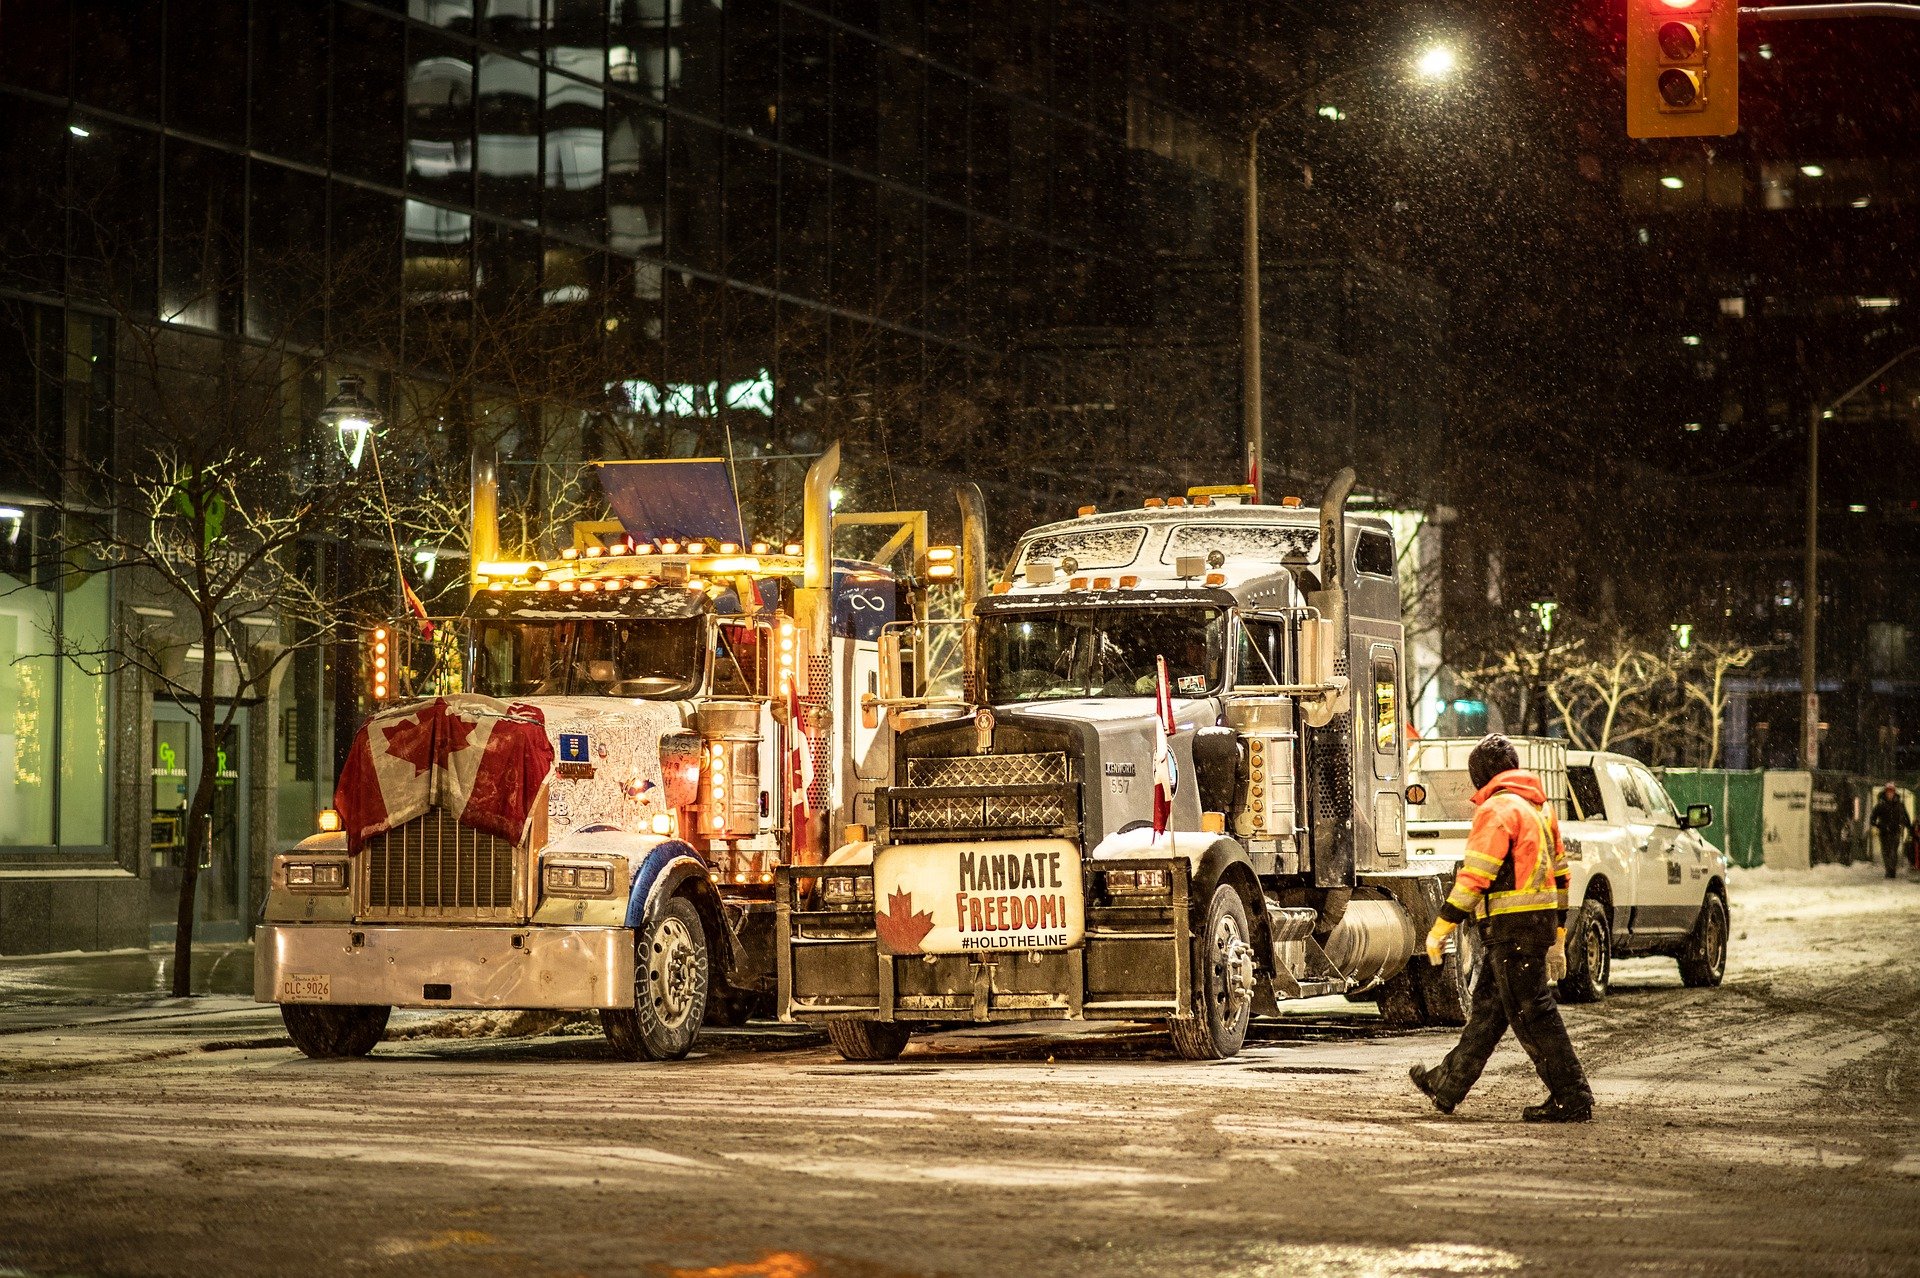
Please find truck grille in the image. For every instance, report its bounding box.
[887,752,1078,841]
[360,807,522,922]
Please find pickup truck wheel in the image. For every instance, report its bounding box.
[1678,892,1729,988]
[1169,884,1254,1060]
[601,896,710,1061]
[281,1004,389,1059]
[1370,971,1424,1027]
[826,1018,913,1061]
[1558,903,1611,1003]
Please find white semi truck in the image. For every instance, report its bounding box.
[778,471,1472,1060]
[257,445,964,1060]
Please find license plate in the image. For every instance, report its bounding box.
[283,973,331,1002]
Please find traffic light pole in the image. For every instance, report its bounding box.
[1743,4,1920,19]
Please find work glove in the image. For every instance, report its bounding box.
[1425,919,1456,965]
[1546,926,1568,983]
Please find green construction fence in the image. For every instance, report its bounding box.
[1659,769,1766,868]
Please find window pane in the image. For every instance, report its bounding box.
[608,0,674,102]
[543,69,605,236]
[0,509,59,847]
[251,0,330,165]
[166,0,247,143]
[665,115,720,272]
[72,0,161,119]
[411,0,476,31]
[1,0,69,95]
[607,95,664,260]
[58,570,110,847]
[0,100,68,297]
[333,7,407,184]
[407,31,476,207]
[161,141,243,332]
[477,52,542,219]
[68,120,159,313]
[248,163,330,344]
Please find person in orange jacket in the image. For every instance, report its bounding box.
[1410,734,1594,1123]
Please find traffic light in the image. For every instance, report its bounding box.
[1627,0,1738,139]
[367,625,391,702]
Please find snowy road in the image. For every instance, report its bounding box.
[3,864,1919,1277]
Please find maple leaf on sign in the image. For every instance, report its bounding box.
[873,887,935,954]
[381,698,477,776]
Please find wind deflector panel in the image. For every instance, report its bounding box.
[598,459,745,545]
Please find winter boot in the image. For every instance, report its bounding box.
[1522,1095,1593,1124]
[1410,1065,1455,1115]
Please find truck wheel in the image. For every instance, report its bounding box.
[1413,927,1474,1027]
[1558,903,1611,1003]
[601,896,710,1061]
[1169,884,1255,1060]
[826,1018,912,1061]
[1369,971,1424,1027]
[281,1004,389,1059]
[1678,892,1728,988]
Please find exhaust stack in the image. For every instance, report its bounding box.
[470,450,500,596]
[1309,466,1357,890]
[1316,466,1356,634]
[956,482,989,609]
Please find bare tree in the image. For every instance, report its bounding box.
[1681,641,1758,768]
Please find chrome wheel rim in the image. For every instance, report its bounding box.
[647,915,701,1027]
[1210,910,1254,1020]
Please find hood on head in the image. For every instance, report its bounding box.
[1471,768,1548,807]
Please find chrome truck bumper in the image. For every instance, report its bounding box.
[775,860,1193,1024]
[254,924,636,1010]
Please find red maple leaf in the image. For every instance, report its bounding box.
[874,887,935,954]
[380,699,476,776]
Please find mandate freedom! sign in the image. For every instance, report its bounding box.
[870,839,1085,955]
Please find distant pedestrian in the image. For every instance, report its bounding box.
[1410,734,1594,1123]
[1869,783,1912,881]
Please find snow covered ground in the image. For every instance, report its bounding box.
[2,864,1917,1276]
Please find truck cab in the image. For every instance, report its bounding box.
[779,472,1470,1061]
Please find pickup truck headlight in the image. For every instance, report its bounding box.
[283,859,348,892]
[542,858,619,898]
[821,874,875,906]
[1104,868,1170,897]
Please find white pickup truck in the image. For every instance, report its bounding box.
[1407,738,1730,1001]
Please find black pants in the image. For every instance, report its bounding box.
[1429,933,1592,1109]
[1880,833,1906,879]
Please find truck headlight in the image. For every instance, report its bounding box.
[1104,868,1170,897]
[821,874,875,906]
[283,859,348,892]
[542,858,619,898]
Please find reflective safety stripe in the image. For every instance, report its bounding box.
[1486,888,1561,915]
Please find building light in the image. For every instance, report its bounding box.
[1799,164,1825,178]
[1661,175,1685,190]
[69,123,90,138]
[1684,422,1703,432]
[1857,297,1898,310]
[1849,504,1869,514]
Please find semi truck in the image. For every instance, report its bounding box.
[777,471,1472,1060]
[257,445,963,1060]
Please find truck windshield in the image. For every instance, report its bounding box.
[472,619,704,699]
[980,607,1225,702]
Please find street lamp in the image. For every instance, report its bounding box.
[1242,47,1459,502]
[1800,344,1920,768]
[318,375,383,471]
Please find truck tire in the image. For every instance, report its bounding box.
[826,1018,912,1061]
[1413,928,1474,1027]
[281,1004,389,1059]
[601,895,710,1061]
[1678,891,1728,988]
[1169,884,1255,1060]
[1558,902,1611,1003]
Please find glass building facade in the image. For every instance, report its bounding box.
[0,0,1446,950]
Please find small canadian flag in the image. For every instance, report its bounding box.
[1152,655,1179,840]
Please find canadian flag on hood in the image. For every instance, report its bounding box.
[335,695,555,853]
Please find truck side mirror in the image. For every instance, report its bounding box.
[878,631,902,702]
[1684,803,1714,830]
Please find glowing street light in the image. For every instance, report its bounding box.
[318,375,383,471]
[1415,45,1458,80]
